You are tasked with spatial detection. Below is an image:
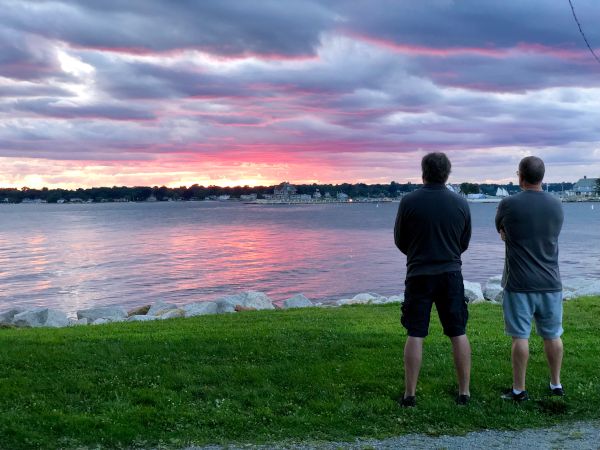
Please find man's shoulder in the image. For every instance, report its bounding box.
[400,189,421,203]
[499,191,524,207]
[543,192,563,206]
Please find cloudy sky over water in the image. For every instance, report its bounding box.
[1,0,600,188]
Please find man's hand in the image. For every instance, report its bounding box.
[500,229,506,242]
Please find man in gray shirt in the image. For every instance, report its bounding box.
[495,156,564,401]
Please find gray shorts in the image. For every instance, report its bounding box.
[502,290,563,339]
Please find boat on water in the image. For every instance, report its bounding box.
[466,196,502,203]
[466,188,509,203]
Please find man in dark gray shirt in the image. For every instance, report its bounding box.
[394,152,472,407]
[495,156,564,402]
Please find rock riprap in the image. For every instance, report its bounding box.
[77,306,127,322]
[182,302,218,317]
[282,294,314,309]
[484,276,504,303]
[0,307,26,325]
[2,280,598,329]
[463,281,485,303]
[563,278,600,300]
[12,308,69,328]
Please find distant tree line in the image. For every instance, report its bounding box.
[0,181,576,203]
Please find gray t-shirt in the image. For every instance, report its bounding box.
[495,190,564,292]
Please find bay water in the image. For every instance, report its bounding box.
[0,201,598,314]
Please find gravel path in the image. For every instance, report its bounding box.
[188,420,600,449]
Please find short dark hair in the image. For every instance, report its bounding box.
[518,156,545,184]
[421,152,451,184]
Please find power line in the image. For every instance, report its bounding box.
[568,0,600,65]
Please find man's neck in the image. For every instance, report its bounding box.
[521,182,543,192]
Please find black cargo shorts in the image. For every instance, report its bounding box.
[401,271,468,338]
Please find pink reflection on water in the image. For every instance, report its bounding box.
[161,223,328,299]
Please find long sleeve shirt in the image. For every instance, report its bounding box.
[394,184,471,278]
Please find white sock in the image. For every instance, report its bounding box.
[512,388,524,395]
[550,382,562,390]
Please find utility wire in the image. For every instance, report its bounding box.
[568,0,600,65]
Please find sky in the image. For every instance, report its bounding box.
[1,0,600,188]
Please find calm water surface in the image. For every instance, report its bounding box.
[0,201,598,313]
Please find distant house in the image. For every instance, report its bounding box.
[240,194,257,201]
[313,189,322,199]
[573,176,598,196]
[274,182,297,199]
[146,194,157,202]
[69,198,84,203]
[336,192,349,201]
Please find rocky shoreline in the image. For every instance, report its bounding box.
[1,277,599,329]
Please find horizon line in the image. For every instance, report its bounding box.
[0,179,586,191]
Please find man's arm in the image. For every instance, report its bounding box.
[495,200,506,241]
[460,206,472,253]
[394,200,408,254]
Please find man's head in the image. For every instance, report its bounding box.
[518,156,545,186]
[421,152,451,184]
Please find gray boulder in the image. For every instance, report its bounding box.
[12,308,69,328]
[91,318,110,325]
[215,292,274,313]
[214,294,245,313]
[242,291,275,310]
[562,278,600,300]
[147,300,178,316]
[77,306,127,322]
[336,293,384,306]
[160,309,185,320]
[128,315,160,322]
[464,281,485,303]
[484,275,504,303]
[68,318,89,326]
[573,280,600,297]
[127,304,151,317]
[282,294,313,309]
[182,302,218,317]
[0,307,26,325]
[381,294,405,304]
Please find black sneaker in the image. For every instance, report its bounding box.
[550,386,564,397]
[501,388,529,402]
[456,394,470,405]
[399,395,416,408]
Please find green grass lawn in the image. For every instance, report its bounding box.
[1,297,599,449]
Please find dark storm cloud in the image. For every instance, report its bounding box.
[336,0,600,50]
[0,27,66,81]
[1,0,334,56]
[13,98,156,120]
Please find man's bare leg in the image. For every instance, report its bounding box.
[451,334,471,396]
[512,338,529,391]
[543,337,563,386]
[404,336,424,397]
